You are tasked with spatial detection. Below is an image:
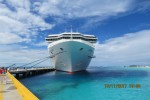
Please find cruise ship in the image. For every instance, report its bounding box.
[46,32,97,72]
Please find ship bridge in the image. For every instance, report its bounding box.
[45,32,97,43]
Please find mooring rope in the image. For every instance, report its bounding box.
[19,56,50,68]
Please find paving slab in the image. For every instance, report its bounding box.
[0,75,22,100]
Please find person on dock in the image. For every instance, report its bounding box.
[0,67,7,84]
[0,69,2,74]
[0,68,2,74]
[0,67,6,74]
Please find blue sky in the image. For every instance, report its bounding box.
[0,0,150,67]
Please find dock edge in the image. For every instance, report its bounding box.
[7,72,39,100]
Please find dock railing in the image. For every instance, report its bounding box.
[7,72,39,100]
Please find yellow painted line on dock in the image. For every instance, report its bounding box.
[7,72,39,100]
[0,84,4,100]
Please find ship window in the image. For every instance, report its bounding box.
[51,49,53,54]
[80,48,83,51]
[60,48,63,51]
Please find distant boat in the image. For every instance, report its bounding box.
[46,32,97,72]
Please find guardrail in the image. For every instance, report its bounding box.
[7,72,39,100]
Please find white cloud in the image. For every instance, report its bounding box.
[0,16,27,34]
[34,41,48,46]
[0,0,149,45]
[0,2,53,33]
[36,0,132,18]
[0,33,27,44]
[91,30,150,66]
[0,45,51,67]
[6,0,30,11]
[32,0,136,29]
[0,1,54,44]
[32,0,150,29]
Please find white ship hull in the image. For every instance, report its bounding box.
[48,40,94,72]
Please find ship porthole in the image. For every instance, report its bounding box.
[60,48,64,51]
[80,48,83,51]
[51,49,54,54]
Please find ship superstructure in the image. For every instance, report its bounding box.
[46,32,97,72]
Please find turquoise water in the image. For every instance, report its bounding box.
[20,67,150,100]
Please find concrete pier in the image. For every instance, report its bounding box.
[0,68,55,100]
[9,68,55,78]
[0,74,22,100]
